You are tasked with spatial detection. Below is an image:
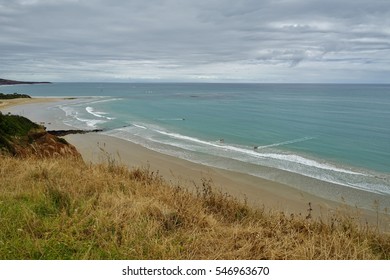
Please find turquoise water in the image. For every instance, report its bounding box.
[5,83,390,196]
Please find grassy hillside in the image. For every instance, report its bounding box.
[0,112,40,136]
[0,154,389,259]
[0,112,79,157]
[0,112,41,153]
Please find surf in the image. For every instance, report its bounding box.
[255,136,315,149]
[86,106,114,120]
[130,126,368,178]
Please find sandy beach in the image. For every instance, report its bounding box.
[0,97,62,110]
[1,97,75,130]
[3,98,390,228]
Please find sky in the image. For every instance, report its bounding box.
[1,0,390,83]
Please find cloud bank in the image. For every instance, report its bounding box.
[1,0,390,82]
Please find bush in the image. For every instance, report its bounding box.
[0,112,40,137]
[0,92,31,99]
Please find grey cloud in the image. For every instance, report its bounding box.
[1,0,390,82]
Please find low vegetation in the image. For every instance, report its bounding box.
[0,92,31,99]
[0,112,41,153]
[0,112,79,157]
[0,154,389,259]
[0,112,39,137]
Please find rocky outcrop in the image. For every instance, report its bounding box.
[47,129,103,137]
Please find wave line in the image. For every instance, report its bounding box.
[256,137,315,149]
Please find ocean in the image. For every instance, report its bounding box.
[4,83,390,204]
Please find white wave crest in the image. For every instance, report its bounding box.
[105,125,390,195]
[154,129,364,176]
[86,106,114,120]
[75,116,106,128]
[256,137,315,149]
[89,98,124,105]
[58,105,76,117]
[133,124,147,129]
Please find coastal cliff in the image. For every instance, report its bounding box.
[0,112,80,158]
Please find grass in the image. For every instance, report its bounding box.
[0,112,42,154]
[0,112,40,138]
[0,155,389,259]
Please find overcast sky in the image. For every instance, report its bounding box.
[1,0,390,83]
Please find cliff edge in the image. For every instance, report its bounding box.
[0,112,80,158]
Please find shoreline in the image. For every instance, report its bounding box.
[4,98,390,229]
[0,97,62,110]
[64,133,390,226]
[65,133,328,213]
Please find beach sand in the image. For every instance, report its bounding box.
[4,98,389,228]
[2,97,74,130]
[0,97,61,110]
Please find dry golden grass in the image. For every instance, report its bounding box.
[0,155,389,259]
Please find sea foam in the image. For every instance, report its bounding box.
[86,106,114,120]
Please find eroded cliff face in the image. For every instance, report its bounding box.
[1,127,81,158]
[13,130,81,158]
[1,112,80,158]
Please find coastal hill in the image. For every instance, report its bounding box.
[0,112,79,158]
[0,78,51,85]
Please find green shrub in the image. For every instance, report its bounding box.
[0,92,31,99]
[0,112,40,138]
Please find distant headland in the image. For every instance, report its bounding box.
[0,78,51,85]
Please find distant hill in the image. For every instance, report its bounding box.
[0,78,51,85]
